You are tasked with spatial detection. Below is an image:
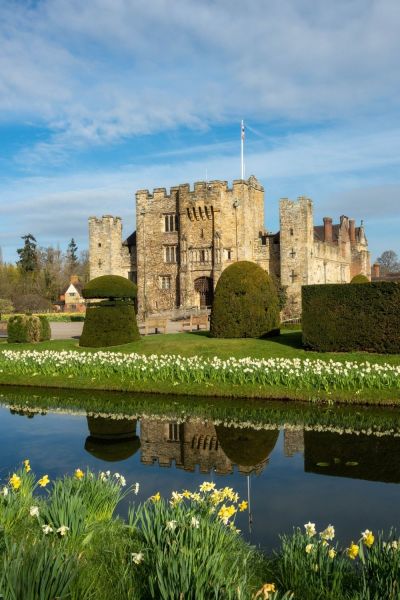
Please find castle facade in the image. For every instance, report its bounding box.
[89,176,370,318]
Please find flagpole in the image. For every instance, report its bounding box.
[241,120,245,180]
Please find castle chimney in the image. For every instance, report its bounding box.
[349,219,356,244]
[323,217,333,243]
[372,263,380,279]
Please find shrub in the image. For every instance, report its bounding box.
[80,276,139,348]
[79,300,140,348]
[351,274,369,283]
[210,261,280,338]
[302,282,400,353]
[70,315,85,322]
[83,275,137,300]
[38,316,51,341]
[7,315,41,343]
[0,298,14,319]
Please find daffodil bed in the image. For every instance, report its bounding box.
[0,350,400,404]
[1,463,399,600]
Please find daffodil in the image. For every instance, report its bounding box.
[305,543,314,554]
[328,548,336,559]
[9,473,21,490]
[29,506,39,518]
[239,500,248,512]
[150,492,160,503]
[57,525,70,536]
[199,482,215,493]
[75,468,84,480]
[304,522,316,537]
[131,552,144,565]
[320,525,335,541]
[191,516,200,528]
[362,529,375,548]
[23,459,31,473]
[42,524,53,535]
[347,543,359,560]
[38,475,50,488]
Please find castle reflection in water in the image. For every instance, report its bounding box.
[84,415,400,484]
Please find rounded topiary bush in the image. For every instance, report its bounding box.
[82,275,137,300]
[80,276,140,348]
[210,261,280,338]
[7,315,41,343]
[351,274,370,283]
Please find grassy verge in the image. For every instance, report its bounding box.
[0,332,399,405]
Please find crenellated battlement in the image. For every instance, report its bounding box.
[135,176,263,203]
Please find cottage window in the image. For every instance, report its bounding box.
[164,214,179,232]
[159,276,171,290]
[164,246,177,263]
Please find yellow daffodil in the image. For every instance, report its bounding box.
[254,583,276,599]
[199,482,215,493]
[362,529,375,548]
[75,469,84,480]
[305,543,314,554]
[182,490,192,499]
[38,475,50,488]
[328,548,336,559]
[150,492,161,503]
[218,504,236,524]
[23,459,31,473]
[239,500,248,512]
[347,543,359,560]
[9,473,21,490]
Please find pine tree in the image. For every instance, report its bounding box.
[66,238,79,272]
[17,234,38,273]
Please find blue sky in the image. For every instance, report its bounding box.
[0,0,399,263]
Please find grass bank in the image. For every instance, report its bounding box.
[0,332,399,405]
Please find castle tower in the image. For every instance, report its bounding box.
[88,216,125,280]
[279,197,314,319]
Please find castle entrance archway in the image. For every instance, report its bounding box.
[194,277,213,308]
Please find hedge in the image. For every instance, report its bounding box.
[79,300,140,347]
[7,315,51,343]
[83,275,137,299]
[210,261,280,338]
[302,282,400,353]
[350,274,369,283]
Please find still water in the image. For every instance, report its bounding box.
[1,387,400,550]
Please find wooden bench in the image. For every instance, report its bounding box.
[180,314,209,332]
[139,317,168,335]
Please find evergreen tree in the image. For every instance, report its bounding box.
[17,234,38,273]
[66,238,79,272]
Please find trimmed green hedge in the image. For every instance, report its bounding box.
[302,282,400,353]
[79,300,140,348]
[210,261,280,338]
[70,315,85,322]
[8,315,41,343]
[38,316,51,341]
[351,274,369,283]
[83,275,137,299]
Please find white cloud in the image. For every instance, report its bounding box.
[1,0,400,161]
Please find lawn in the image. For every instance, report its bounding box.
[0,331,399,405]
[1,330,400,365]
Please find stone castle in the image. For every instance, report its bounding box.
[89,176,370,318]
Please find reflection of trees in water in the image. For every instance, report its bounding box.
[85,416,140,462]
[215,426,279,475]
[9,408,47,419]
[304,430,400,484]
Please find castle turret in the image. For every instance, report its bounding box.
[89,216,126,280]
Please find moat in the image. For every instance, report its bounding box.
[1,388,400,550]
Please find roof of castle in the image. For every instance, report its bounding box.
[123,231,136,247]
